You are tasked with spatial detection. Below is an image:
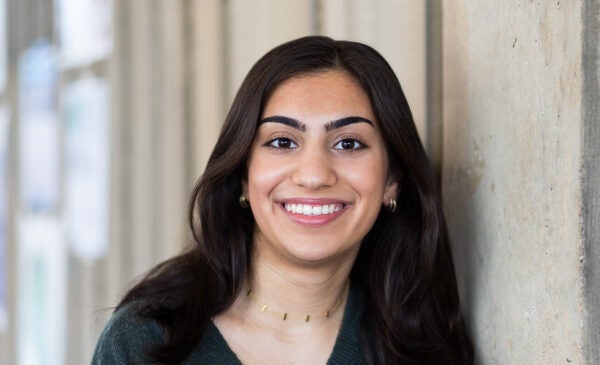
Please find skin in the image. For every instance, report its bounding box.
[214,71,398,364]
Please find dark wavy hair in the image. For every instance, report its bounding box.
[118,35,473,364]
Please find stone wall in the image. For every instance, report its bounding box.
[442,1,598,363]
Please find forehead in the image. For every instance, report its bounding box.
[262,71,375,121]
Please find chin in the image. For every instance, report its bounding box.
[281,241,359,266]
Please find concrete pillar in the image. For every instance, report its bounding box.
[189,0,226,178]
[582,1,600,363]
[227,0,313,101]
[129,0,157,278]
[442,1,598,363]
[157,0,187,261]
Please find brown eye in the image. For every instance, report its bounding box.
[334,139,364,151]
[266,137,297,149]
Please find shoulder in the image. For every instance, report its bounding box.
[92,302,165,364]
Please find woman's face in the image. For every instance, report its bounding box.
[244,71,397,267]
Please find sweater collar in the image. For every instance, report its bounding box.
[188,284,366,364]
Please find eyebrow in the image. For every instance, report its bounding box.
[259,116,306,131]
[259,115,373,132]
[324,116,373,132]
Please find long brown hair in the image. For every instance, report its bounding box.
[119,36,473,364]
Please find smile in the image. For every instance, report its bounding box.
[283,203,344,216]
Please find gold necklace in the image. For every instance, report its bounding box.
[245,281,349,322]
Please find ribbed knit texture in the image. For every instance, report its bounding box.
[92,286,366,364]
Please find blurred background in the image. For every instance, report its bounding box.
[0,0,598,364]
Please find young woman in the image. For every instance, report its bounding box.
[92,36,473,364]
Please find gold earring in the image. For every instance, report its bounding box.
[388,198,397,213]
[239,195,249,208]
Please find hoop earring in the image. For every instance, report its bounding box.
[388,198,397,213]
[239,195,249,208]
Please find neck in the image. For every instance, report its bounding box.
[248,263,350,322]
[235,245,356,331]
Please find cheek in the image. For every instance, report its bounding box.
[339,156,388,195]
[247,158,288,197]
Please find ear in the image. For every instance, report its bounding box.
[382,171,401,204]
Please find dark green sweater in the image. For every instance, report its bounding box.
[91,286,366,364]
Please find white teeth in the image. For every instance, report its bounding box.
[302,205,311,215]
[284,203,343,216]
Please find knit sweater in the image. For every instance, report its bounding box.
[91,286,366,364]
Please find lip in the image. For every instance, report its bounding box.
[279,198,349,226]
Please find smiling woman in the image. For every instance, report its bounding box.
[244,72,394,269]
[92,36,473,364]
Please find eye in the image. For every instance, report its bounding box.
[265,137,298,149]
[333,138,365,151]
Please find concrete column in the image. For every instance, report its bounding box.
[157,0,187,261]
[227,0,313,102]
[189,0,226,178]
[582,1,600,363]
[105,0,130,322]
[442,1,597,363]
[129,0,157,277]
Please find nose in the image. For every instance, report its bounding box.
[291,147,337,190]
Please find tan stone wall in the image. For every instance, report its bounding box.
[443,1,585,363]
